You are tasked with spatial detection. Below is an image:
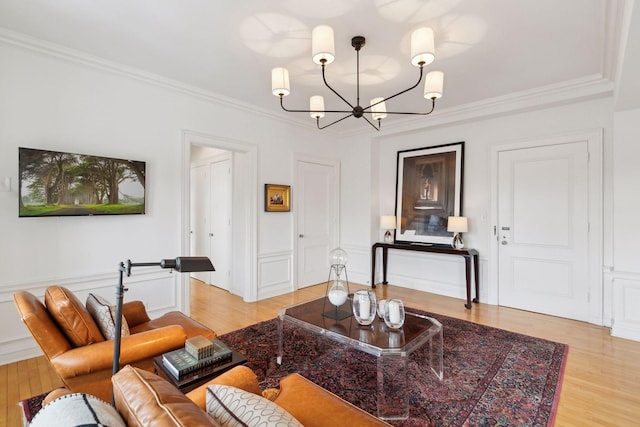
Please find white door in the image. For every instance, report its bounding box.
[209,159,232,290]
[296,159,339,288]
[497,142,589,321]
[190,164,210,283]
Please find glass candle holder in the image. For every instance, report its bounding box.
[383,299,405,329]
[352,290,377,326]
[377,299,387,319]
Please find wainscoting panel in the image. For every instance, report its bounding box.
[339,244,370,285]
[612,273,640,342]
[0,270,182,365]
[257,251,293,300]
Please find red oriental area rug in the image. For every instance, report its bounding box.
[219,309,567,427]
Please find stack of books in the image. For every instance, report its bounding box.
[162,337,233,381]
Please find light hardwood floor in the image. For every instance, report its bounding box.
[2,280,639,426]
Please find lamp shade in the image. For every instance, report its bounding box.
[370,97,388,121]
[380,215,396,230]
[271,67,290,97]
[447,216,468,233]
[309,95,325,118]
[160,256,215,272]
[312,25,335,65]
[424,70,444,100]
[410,27,435,67]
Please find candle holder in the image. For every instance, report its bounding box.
[352,290,377,326]
[322,248,352,320]
[383,299,405,329]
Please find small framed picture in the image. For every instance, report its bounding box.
[265,184,291,212]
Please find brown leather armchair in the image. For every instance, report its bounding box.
[14,285,216,402]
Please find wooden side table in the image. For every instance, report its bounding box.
[153,350,247,393]
[372,242,479,309]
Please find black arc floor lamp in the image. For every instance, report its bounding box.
[111,256,215,381]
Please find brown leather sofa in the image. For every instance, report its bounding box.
[43,364,391,426]
[14,286,216,402]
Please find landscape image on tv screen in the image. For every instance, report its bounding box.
[19,147,146,217]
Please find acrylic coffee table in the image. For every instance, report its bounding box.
[277,297,443,421]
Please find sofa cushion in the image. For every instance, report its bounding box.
[86,293,130,340]
[45,286,104,347]
[113,365,218,427]
[206,384,303,427]
[30,392,126,427]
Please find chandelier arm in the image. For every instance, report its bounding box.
[383,98,437,115]
[321,63,355,109]
[362,66,424,112]
[317,113,354,130]
[280,96,352,114]
[361,114,381,131]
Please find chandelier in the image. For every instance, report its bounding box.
[271,25,444,131]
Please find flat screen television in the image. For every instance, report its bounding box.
[19,147,146,217]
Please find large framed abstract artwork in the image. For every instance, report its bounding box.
[394,142,464,245]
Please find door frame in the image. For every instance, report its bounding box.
[488,129,603,325]
[293,153,340,289]
[181,130,258,310]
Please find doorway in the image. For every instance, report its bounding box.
[190,149,232,290]
[489,130,603,324]
[181,131,258,308]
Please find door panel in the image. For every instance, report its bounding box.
[209,159,231,290]
[498,142,589,321]
[297,160,337,287]
[190,164,210,283]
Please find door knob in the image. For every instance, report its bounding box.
[299,234,304,238]
[209,233,213,237]
[501,240,508,245]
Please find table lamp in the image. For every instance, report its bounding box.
[111,256,215,395]
[447,216,468,249]
[380,215,397,243]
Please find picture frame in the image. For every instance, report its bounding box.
[394,142,464,245]
[264,184,291,212]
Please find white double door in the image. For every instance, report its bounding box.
[497,141,591,321]
[190,156,232,290]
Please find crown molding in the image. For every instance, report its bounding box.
[340,73,614,138]
[0,27,322,134]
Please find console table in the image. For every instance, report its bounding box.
[371,242,479,309]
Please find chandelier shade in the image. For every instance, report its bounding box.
[272,25,445,131]
[309,95,325,118]
[411,27,435,67]
[271,67,290,97]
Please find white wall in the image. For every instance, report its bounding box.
[339,97,614,310]
[611,107,640,341]
[0,39,336,363]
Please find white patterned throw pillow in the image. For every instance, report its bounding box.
[30,393,126,427]
[86,293,130,340]
[206,384,303,427]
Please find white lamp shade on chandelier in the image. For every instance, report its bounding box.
[312,25,335,65]
[424,70,444,100]
[410,27,435,67]
[271,67,290,97]
[309,95,325,118]
[370,97,388,121]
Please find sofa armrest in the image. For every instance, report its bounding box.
[121,300,151,327]
[274,373,392,427]
[51,325,187,378]
[186,365,262,410]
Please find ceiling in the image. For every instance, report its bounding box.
[0,0,629,133]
